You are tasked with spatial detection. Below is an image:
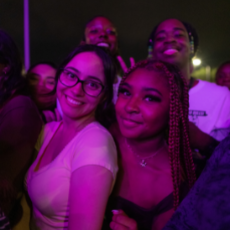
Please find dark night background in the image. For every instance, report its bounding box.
[1,0,230,80]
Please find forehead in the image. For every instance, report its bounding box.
[218,64,230,73]
[30,64,56,75]
[156,19,187,34]
[86,17,115,29]
[66,52,105,79]
[125,68,169,89]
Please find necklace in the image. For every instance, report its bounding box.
[125,139,166,167]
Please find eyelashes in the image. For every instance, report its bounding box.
[118,87,161,102]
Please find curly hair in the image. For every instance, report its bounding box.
[121,59,196,209]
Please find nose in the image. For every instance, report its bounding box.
[71,81,85,96]
[125,96,140,114]
[165,33,176,43]
[37,79,48,93]
[99,30,108,38]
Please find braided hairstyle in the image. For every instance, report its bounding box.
[120,59,196,209]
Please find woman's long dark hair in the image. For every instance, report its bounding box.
[56,44,117,127]
[0,29,25,108]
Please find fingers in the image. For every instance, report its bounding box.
[110,210,138,230]
[130,57,135,67]
[110,220,129,230]
[117,56,128,73]
[117,56,136,73]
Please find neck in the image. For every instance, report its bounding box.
[179,64,191,84]
[126,135,166,158]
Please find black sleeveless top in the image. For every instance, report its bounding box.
[102,182,189,230]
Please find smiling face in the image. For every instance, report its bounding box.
[115,68,170,139]
[57,51,105,122]
[152,19,191,69]
[28,64,56,93]
[216,63,230,89]
[27,64,56,109]
[84,17,118,55]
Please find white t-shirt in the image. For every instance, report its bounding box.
[189,80,230,140]
[26,121,118,230]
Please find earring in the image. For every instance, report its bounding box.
[148,39,153,59]
[189,33,194,55]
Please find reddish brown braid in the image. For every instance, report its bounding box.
[120,60,196,209]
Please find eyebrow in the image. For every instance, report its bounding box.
[143,87,162,96]
[155,27,186,36]
[120,82,162,96]
[66,67,103,82]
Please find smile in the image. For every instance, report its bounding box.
[163,48,178,55]
[121,117,142,127]
[66,96,83,106]
[97,42,110,48]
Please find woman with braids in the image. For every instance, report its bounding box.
[105,59,196,230]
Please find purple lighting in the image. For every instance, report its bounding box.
[24,0,30,71]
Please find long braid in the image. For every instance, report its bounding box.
[120,60,196,209]
[181,76,196,187]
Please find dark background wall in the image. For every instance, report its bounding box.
[1,0,230,79]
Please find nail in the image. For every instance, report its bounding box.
[112,210,119,214]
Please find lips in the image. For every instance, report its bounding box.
[120,117,142,128]
[163,48,179,55]
[66,95,83,107]
[97,42,110,48]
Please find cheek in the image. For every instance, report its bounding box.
[56,81,66,100]
[115,97,125,116]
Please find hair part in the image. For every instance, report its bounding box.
[122,59,196,209]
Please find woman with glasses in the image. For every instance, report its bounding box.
[26,45,118,230]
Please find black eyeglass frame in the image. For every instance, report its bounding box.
[58,68,105,97]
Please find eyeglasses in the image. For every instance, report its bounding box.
[59,68,105,97]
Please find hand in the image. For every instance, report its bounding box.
[117,56,135,73]
[189,121,219,155]
[110,210,138,230]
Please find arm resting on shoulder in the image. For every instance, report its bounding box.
[68,165,113,230]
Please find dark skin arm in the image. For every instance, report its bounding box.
[189,121,219,158]
[0,101,42,217]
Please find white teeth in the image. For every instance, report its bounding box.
[164,49,178,55]
[97,42,109,48]
[67,96,82,105]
